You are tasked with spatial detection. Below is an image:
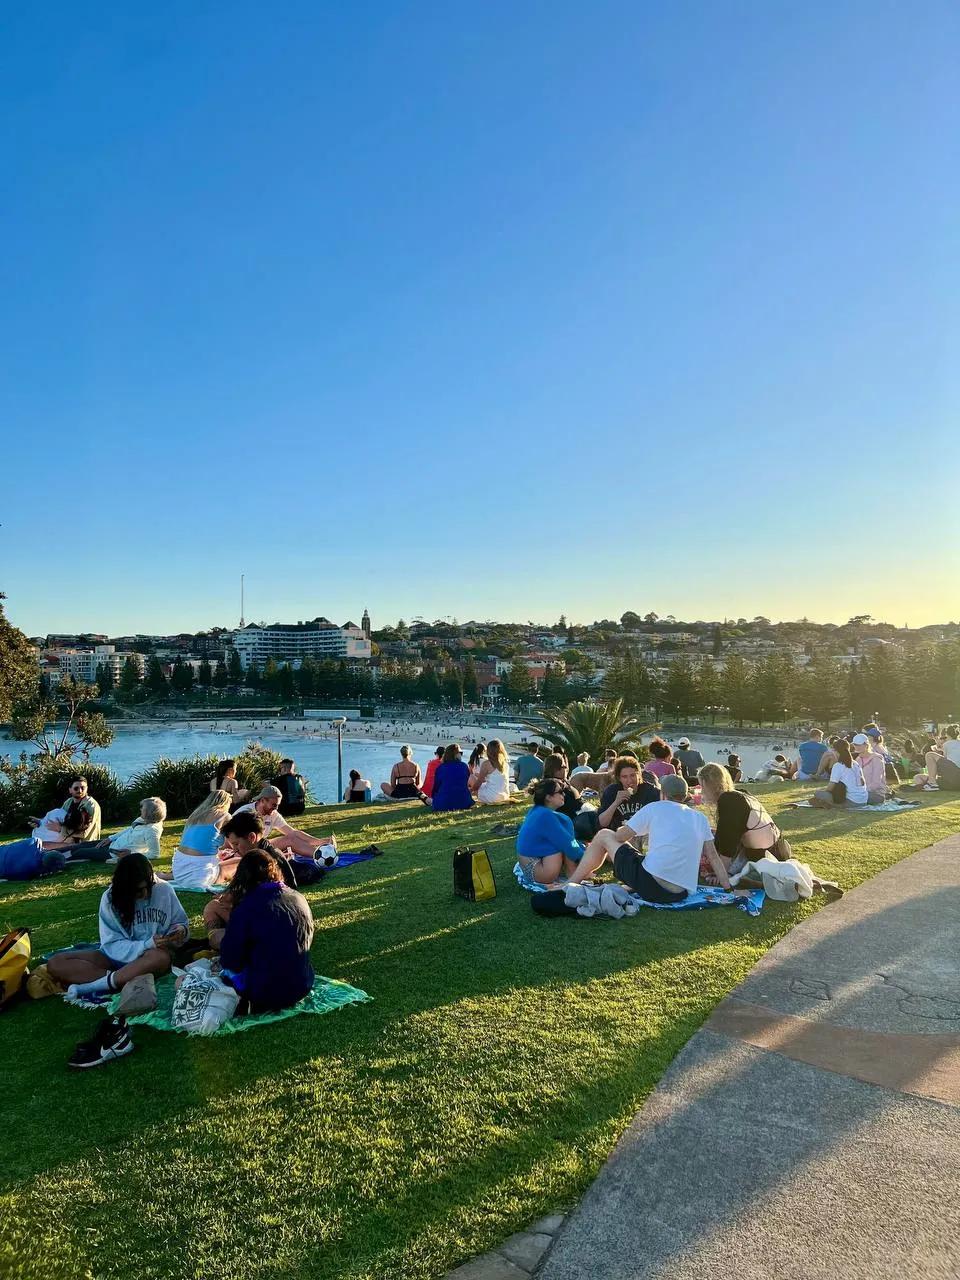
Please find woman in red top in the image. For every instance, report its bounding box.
[421,747,445,799]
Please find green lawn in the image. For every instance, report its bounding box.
[3,787,959,1280]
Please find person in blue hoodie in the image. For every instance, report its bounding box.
[219,849,315,1014]
[47,853,189,1003]
[516,779,584,885]
[430,743,475,812]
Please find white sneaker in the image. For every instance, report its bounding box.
[922,783,939,791]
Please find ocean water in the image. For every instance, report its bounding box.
[1,723,797,804]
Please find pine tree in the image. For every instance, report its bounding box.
[146,656,168,697]
[95,662,115,697]
[213,658,229,690]
[198,657,213,688]
[504,661,534,704]
[719,655,752,727]
[227,647,244,685]
[119,656,141,697]
[663,655,698,718]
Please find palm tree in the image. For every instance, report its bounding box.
[523,698,658,766]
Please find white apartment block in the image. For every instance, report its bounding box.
[45,645,145,684]
[232,618,372,669]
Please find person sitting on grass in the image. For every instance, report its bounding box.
[164,790,233,889]
[48,853,189,1004]
[343,770,372,802]
[421,747,445,800]
[809,739,869,808]
[570,752,592,777]
[516,779,584,885]
[209,759,250,810]
[726,753,744,783]
[698,763,789,879]
[852,734,892,803]
[597,755,661,831]
[234,786,337,859]
[795,729,829,780]
[30,777,101,844]
[380,746,428,801]
[514,743,545,789]
[642,737,677,781]
[914,724,960,792]
[470,739,511,804]
[272,758,307,816]
[27,804,89,848]
[219,849,315,1014]
[564,774,731,900]
[203,811,296,947]
[55,797,168,863]
[430,744,474,812]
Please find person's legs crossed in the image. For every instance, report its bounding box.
[612,845,687,904]
[48,949,114,986]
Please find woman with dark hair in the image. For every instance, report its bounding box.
[515,779,584,885]
[47,853,189,1003]
[421,746,445,799]
[810,739,869,807]
[343,770,372,802]
[209,759,250,810]
[643,738,676,781]
[219,849,315,1013]
[431,744,474,812]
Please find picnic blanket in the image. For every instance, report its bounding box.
[171,847,382,893]
[512,861,765,916]
[791,799,920,812]
[106,973,370,1036]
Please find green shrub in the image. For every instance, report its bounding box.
[235,741,286,796]
[127,754,219,820]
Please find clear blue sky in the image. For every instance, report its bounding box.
[3,1,958,636]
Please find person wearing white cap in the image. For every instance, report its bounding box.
[673,737,706,784]
[852,734,891,803]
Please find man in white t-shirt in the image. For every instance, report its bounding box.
[563,774,730,899]
[234,787,335,858]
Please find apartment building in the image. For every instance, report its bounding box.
[232,618,372,669]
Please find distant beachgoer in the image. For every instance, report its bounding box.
[726,753,744,783]
[209,759,250,810]
[570,752,592,777]
[471,739,511,805]
[344,770,372,802]
[380,746,428,800]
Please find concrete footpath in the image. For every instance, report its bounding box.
[539,833,960,1280]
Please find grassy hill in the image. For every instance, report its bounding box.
[3,786,959,1280]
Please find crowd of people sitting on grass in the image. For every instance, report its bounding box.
[2,723,953,1061]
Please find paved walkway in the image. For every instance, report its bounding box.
[539,833,960,1280]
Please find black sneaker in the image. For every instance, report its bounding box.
[68,1015,134,1069]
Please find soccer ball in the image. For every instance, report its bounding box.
[316,844,339,869]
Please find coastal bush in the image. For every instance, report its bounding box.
[127,755,219,819]
[235,741,286,796]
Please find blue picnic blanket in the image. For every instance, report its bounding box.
[512,861,765,916]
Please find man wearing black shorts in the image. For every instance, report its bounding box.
[564,773,731,901]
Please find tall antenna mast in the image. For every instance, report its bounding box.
[240,574,245,628]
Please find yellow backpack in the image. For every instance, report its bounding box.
[0,929,31,1011]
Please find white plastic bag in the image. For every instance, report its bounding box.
[729,853,816,902]
[171,964,239,1035]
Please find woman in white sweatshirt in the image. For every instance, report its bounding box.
[48,854,189,1004]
